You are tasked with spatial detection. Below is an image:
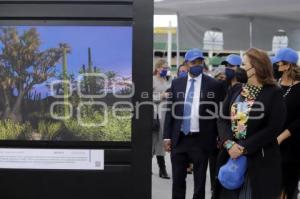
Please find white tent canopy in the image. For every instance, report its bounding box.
[155,0,300,51]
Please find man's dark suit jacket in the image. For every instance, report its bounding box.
[163,74,225,153]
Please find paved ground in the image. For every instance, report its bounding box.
[152,153,212,199]
[152,154,300,199]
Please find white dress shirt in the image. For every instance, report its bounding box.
[184,74,202,133]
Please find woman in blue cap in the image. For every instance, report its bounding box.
[214,48,286,199]
[222,54,248,89]
[274,48,300,199]
[270,56,282,81]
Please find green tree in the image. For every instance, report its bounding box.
[0,27,66,122]
[105,70,117,90]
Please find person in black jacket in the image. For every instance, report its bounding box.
[273,48,300,199]
[214,48,286,199]
[209,54,247,196]
[164,48,225,199]
[222,54,245,87]
[217,55,248,100]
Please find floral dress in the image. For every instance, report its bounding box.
[220,84,262,199]
[231,84,262,140]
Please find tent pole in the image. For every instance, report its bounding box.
[167,21,172,67]
[249,17,253,48]
[176,12,180,68]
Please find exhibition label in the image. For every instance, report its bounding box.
[0,148,104,170]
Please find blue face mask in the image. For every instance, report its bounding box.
[160,69,168,77]
[178,71,188,78]
[189,65,203,76]
[225,68,236,81]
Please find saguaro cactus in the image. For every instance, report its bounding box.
[60,44,71,118]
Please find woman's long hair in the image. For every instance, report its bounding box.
[244,48,277,85]
[285,62,300,82]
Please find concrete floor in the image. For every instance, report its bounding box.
[152,153,212,199]
[152,154,300,199]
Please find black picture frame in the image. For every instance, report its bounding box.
[0,1,153,199]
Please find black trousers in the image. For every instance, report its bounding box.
[209,149,219,193]
[171,133,209,199]
[282,160,300,199]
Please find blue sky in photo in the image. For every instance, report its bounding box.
[0,26,132,98]
[15,26,132,76]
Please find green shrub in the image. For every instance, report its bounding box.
[63,110,131,141]
[101,111,131,141]
[64,117,105,140]
[38,121,62,140]
[0,120,30,140]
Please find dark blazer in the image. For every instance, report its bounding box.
[163,74,225,153]
[214,83,286,199]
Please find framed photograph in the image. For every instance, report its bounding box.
[0,22,133,142]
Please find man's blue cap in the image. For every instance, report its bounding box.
[184,48,204,62]
[275,47,298,64]
[218,155,247,190]
[224,54,242,66]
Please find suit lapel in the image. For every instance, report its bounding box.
[199,74,209,116]
[177,76,188,102]
[200,74,208,101]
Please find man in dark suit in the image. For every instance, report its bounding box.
[164,48,225,199]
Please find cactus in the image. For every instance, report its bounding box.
[88,48,92,73]
[79,48,106,96]
[82,64,89,93]
[62,46,69,118]
[88,47,96,94]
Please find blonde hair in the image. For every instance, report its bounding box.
[153,59,167,75]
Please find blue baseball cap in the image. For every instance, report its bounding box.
[218,155,247,190]
[223,54,242,66]
[275,47,298,64]
[270,56,279,65]
[185,48,204,62]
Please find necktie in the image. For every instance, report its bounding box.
[182,79,195,135]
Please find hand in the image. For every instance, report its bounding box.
[277,136,283,145]
[228,144,244,159]
[164,140,171,152]
[277,129,291,145]
[161,92,169,99]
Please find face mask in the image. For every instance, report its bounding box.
[225,68,235,81]
[189,65,203,76]
[245,67,255,79]
[273,64,283,80]
[160,69,168,77]
[235,68,248,83]
[178,71,188,78]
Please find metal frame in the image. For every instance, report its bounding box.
[0,1,153,198]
